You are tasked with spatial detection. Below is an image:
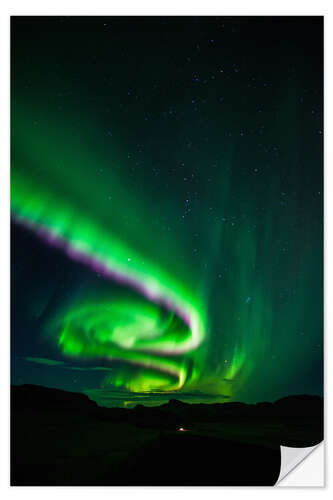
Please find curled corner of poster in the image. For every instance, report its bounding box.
[277,441,324,487]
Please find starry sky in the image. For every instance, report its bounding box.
[11,16,323,408]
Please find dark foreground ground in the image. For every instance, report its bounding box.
[11,385,323,486]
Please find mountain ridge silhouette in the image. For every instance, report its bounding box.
[11,384,323,486]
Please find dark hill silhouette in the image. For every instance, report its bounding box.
[11,384,98,412]
[158,394,323,418]
[11,384,323,486]
[273,394,323,417]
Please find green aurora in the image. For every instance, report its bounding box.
[11,17,323,407]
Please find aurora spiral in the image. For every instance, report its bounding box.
[12,120,205,393]
[11,101,254,399]
[11,17,323,407]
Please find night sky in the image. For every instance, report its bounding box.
[11,16,323,408]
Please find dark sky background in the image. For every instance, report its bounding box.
[11,16,323,407]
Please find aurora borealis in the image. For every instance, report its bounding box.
[11,16,323,407]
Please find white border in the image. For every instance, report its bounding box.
[278,443,325,486]
[0,0,329,15]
